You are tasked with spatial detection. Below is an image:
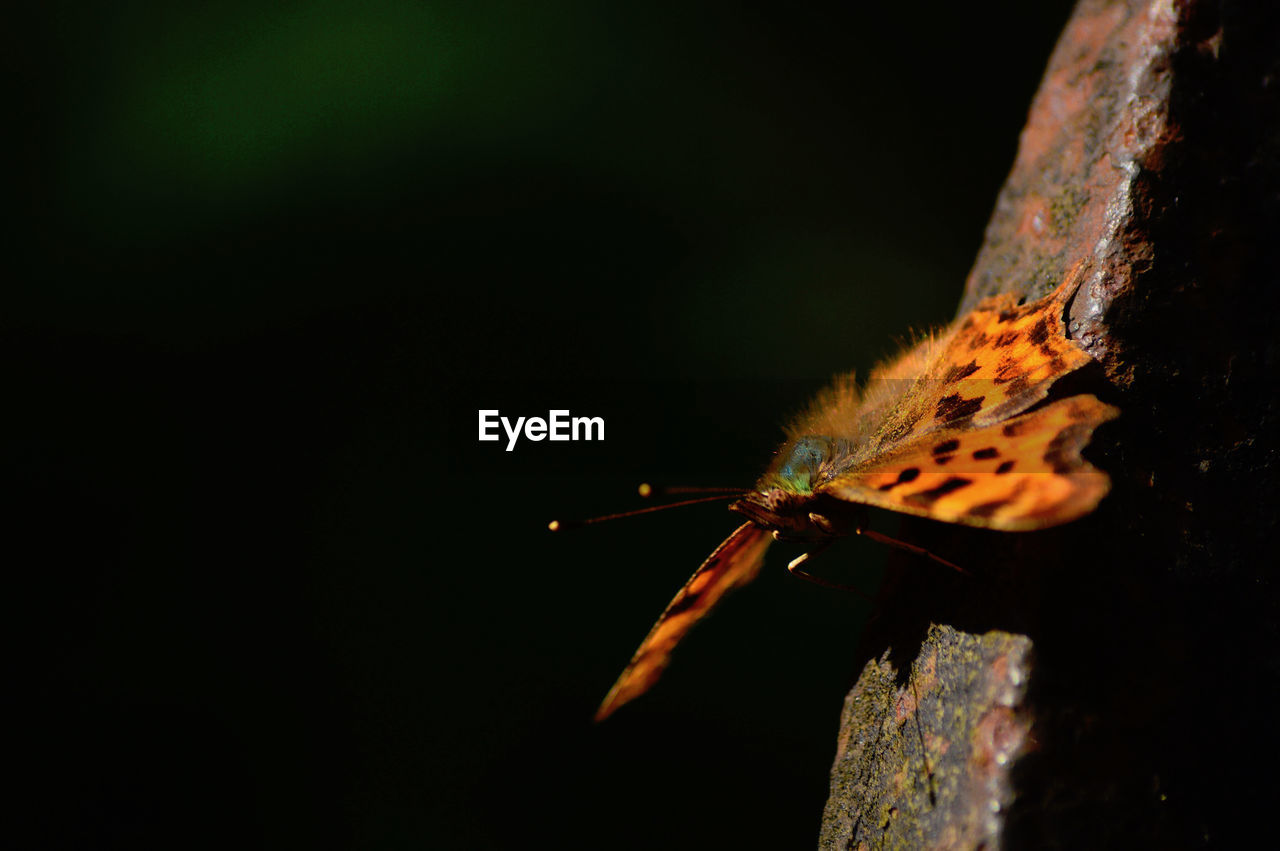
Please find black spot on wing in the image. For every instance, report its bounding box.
[997,308,1021,323]
[996,460,1016,474]
[936,394,984,425]
[968,499,1009,518]
[1005,374,1030,399]
[934,455,955,465]
[993,357,1018,384]
[942,360,980,384]
[993,330,1020,348]
[878,467,921,491]
[905,477,973,506]
[932,439,961,455]
[967,331,990,351]
[1027,317,1051,345]
[1042,425,1088,474]
[973,447,1000,460]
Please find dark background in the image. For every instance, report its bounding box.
[9,2,1076,847]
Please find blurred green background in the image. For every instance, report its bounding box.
[10,1,1074,847]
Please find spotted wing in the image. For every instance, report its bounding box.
[819,394,1119,530]
[595,523,772,721]
[858,271,1097,461]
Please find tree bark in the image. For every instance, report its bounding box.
[820,1,1280,847]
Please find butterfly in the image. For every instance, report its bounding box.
[593,268,1119,721]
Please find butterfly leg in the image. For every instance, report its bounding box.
[857,528,970,576]
[785,544,876,602]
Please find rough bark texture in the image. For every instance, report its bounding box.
[822,627,1034,848]
[821,0,1279,848]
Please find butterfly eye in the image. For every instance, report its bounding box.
[776,436,835,493]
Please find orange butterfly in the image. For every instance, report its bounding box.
[593,271,1118,721]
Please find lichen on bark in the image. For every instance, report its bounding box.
[821,626,1033,851]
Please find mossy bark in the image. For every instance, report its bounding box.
[820,0,1280,847]
[822,627,1033,848]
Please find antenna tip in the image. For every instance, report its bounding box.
[549,519,584,532]
[637,482,653,498]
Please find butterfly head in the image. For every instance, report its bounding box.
[729,435,858,539]
[763,434,853,494]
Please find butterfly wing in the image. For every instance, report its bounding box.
[595,522,772,721]
[858,272,1097,460]
[819,393,1118,530]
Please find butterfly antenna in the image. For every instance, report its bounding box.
[548,492,744,532]
[637,483,745,498]
[858,528,970,576]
